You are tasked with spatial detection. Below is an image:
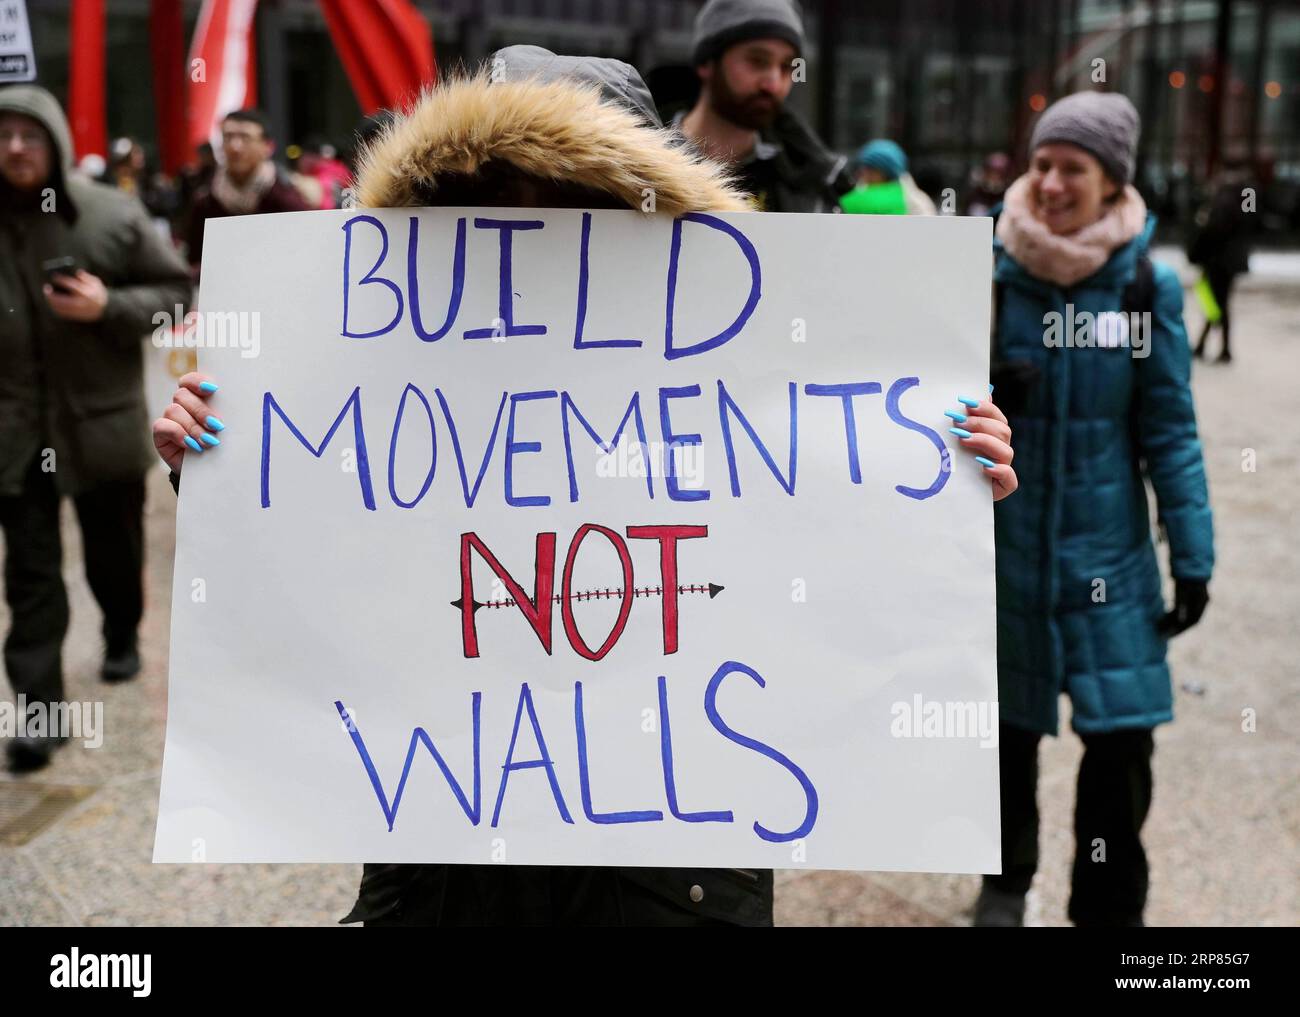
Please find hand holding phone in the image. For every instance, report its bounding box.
[42,256,79,292]
[42,262,109,323]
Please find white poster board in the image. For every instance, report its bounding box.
[0,0,34,83]
[154,207,1000,872]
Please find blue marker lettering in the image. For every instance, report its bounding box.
[492,682,574,827]
[560,391,653,502]
[804,382,882,485]
[574,682,663,824]
[885,377,951,500]
[716,379,798,496]
[504,390,558,507]
[464,218,548,340]
[335,697,481,831]
[664,213,761,360]
[658,384,710,502]
[261,387,375,510]
[341,214,403,339]
[703,660,818,843]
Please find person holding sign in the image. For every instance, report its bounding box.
[983,92,1213,927]
[153,50,1018,926]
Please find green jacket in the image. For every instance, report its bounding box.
[0,85,191,497]
[838,179,907,215]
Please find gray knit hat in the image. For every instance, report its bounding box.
[1029,91,1141,184]
[692,0,805,66]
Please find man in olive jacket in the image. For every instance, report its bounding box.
[0,85,191,772]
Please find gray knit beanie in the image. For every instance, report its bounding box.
[1029,91,1141,185]
[692,0,805,66]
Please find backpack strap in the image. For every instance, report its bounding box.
[1122,255,1155,315]
[989,205,1005,350]
[991,258,1005,362]
[1125,254,1157,463]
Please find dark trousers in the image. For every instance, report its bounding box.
[988,721,1154,926]
[1195,267,1236,357]
[349,863,773,927]
[1,456,145,710]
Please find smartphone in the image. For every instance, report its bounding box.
[42,256,79,291]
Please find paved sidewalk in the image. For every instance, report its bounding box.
[2,280,1296,926]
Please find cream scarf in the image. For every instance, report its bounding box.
[995,174,1147,287]
[211,161,276,215]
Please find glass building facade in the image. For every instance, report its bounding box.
[25,0,1300,240]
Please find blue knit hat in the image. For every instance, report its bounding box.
[856,139,907,180]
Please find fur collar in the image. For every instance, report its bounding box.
[355,74,750,214]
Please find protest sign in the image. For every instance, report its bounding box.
[0,1,35,83]
[154,207,1000,872]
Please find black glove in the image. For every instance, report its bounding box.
[1158,579,1209,637]
[989,359,1041,416]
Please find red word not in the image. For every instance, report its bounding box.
[455,524,710,660]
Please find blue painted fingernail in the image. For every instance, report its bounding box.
[206,416,225,431]
[184,436,203,453]
[959,396,980,408]
[199,381,219,393]
[975,456,996,468]
[988,383,995,393]
[944,410,967,423]
[949,427,972,439]
[199,432,221,447]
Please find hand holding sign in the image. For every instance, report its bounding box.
[944,395,1017,501]
[153,373,222,471]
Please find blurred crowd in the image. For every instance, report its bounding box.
[73,118,361,280]
[68,79,1260,304]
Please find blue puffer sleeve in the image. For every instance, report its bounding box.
[1134,262,1215,580]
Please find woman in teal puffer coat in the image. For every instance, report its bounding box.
[975,92,1214,927]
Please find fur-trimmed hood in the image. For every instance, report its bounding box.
[354,72,750,215]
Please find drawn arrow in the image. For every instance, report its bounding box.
[451,582,724,613]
